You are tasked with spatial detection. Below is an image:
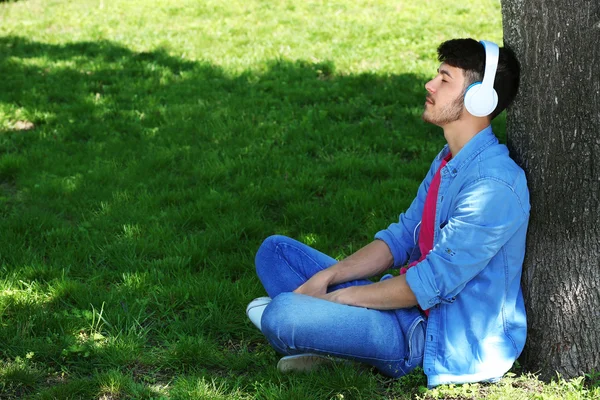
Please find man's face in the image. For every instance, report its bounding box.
[422,63,467,126]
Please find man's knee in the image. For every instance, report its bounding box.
[262,292,295,331]
[261,292,298,353]
[255,235,286,273]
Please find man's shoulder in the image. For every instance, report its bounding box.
[471,143,526,189]
[456,147,530,215]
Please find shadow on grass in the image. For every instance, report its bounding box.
[0,34,440,272]
[0,35,443,397]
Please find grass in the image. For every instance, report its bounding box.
[0,0,598,398]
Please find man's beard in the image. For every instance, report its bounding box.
[422,94,464,126]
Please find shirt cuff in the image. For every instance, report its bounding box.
[405,263,440,310]
[374,229,407,268]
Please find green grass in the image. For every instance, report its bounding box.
[0,0,598,398]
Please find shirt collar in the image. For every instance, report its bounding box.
[439,125,498,176]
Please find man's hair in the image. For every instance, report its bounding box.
[437,38,520,119]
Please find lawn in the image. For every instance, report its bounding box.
[0,0,598,398]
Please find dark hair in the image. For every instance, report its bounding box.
[437,38,520,119]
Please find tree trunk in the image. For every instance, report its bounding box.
[501,0,600,380]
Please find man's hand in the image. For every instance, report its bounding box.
[322,276,419,310]
[293,269,335,298]
[321,287,354,305]
[292,240,396,304]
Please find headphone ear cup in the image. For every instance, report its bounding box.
[464,82,482,115]
[464,83,498,117]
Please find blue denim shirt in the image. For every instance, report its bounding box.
[375,126,529,387]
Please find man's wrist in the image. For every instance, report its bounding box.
[325,286,356,306]
[316,267,338,286]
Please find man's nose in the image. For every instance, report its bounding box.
[425,79,435,94]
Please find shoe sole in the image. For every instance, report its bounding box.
[277,354,334,373]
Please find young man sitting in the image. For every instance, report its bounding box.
[247,38,528,388]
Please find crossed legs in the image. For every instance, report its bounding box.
[252,235,426,378]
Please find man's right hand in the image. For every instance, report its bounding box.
[293,240,393,299]
[293,269,336,298]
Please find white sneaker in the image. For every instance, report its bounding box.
[276,354,335,373]
[246,296,271,332]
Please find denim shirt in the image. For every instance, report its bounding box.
[375,126,530,387]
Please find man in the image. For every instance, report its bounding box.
[247,38,528,387]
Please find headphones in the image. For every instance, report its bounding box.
[464,40,499,117]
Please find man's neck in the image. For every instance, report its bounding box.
[442,117,490,157]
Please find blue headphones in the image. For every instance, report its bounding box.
[464,40,499,117]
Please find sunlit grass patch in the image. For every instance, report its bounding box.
[170,376,248,400]
[418,372,600,400]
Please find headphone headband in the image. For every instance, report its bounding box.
[480,40,499,93]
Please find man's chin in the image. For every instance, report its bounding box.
[421,112,439,126]
[422,111,462,127]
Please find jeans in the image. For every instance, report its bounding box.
[255,235,426,378]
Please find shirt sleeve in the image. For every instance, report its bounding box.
[405,178,529,309]
[374,155,441,267]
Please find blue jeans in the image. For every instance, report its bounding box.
[255,235,426,378]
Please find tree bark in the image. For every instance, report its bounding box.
[501,0,600,380]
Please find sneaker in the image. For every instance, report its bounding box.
[276,354,336,373]
[245,296,271,332]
